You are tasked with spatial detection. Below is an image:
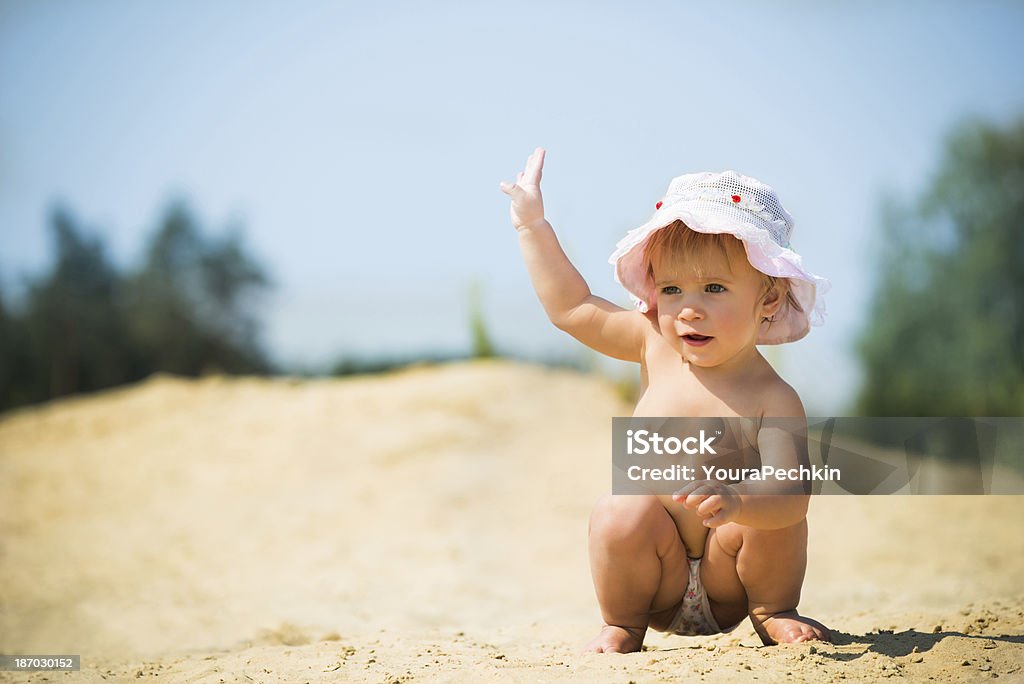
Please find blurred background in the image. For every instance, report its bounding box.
[1,0,1022,416]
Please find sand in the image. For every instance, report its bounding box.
[1,360,1022,682]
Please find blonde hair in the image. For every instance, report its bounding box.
[642,220,803,325]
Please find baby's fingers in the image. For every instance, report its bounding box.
[499,180,524,198]
[523,147,545,186]
[702,508,730,528]
[672,481,700,502]
[681,490,714,511]
[499,148,543,197]
[673,480,710,508]
[696,495,722,518]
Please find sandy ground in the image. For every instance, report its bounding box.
[1,360,1022,683]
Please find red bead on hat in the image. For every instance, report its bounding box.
[655,201,663,210]
[731,194,741,203]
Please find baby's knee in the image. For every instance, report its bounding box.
[731,519,809,558]
[589,493,666,548]
[714,519,808,557]
[711,522,745,557]
[744,518,808,545]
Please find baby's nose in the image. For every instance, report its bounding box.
[678,304,703,320]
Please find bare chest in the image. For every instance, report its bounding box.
[634,336,764,419]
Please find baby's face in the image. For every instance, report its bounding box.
[652,245,778,370]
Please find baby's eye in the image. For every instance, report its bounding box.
[705,283,726,293]
[660,286,681,295]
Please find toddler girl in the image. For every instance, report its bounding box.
[500,148,832,652]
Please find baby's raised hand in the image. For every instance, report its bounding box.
[673,481,743,528]
[499,147,547,230]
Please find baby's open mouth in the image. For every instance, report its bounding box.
[682,334,713,346]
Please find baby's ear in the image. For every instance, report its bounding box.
[760,282,786,318]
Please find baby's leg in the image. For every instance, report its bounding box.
[583,493,691,653]
[702,520,831,645]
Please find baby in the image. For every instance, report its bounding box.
[500,148,832,653]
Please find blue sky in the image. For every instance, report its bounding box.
[2,1,1023,413]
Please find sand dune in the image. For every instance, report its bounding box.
[1,361,1022,682]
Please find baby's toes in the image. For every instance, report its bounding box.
[789,623,820,642]
[800,617,831,642]
[756,611,831,645]
[580,625,645,654]
[777,621,812,643]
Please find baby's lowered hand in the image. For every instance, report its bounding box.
[673,481,743,528]
[499,147,547,231]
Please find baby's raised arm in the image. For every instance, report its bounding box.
[500,148,649,363]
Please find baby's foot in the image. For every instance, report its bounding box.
[750,610,831,646]
[581,624,646,653]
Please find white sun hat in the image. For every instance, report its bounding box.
[609,170,829,344]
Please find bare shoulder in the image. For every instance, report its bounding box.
[637,308,661,343]
[755,371,811,501]
[757,371,806,419]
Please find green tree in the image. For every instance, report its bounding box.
[857,118,1024,416]
[0,200,274,412]
[18,207,139,401]
[125,201,272,376]
[0,280,33,410]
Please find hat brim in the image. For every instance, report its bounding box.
[608,200,830,345]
